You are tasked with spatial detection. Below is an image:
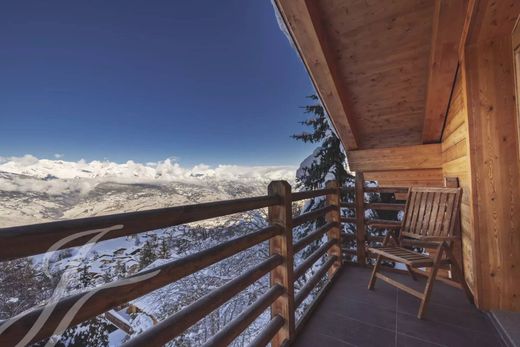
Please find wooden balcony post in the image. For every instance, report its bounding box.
[355,172,367,265]
[267,181,295,346]
[444,177,463,282]
[325,180,342,277]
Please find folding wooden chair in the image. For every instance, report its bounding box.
[367,187,474,319]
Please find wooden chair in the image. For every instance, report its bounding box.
[367,187,473,319]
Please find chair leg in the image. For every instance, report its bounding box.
[417,266,439,319]
[406,265,418,281]
[368,255,382,290]
[445,246,474,304]
[418,247,445,319]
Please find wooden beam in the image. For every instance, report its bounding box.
[355,173,366,265]
[364,169,444,187]
[268,181,296,346]
[422,0,467,143]
[347,144,442,172]
[466,0,520,44]
[275,0,358,149]
[325,180,342,277]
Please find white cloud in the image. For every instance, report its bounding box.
[0,155,296,195]
[54,153,64,159]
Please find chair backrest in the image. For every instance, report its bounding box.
[400,187,462,238]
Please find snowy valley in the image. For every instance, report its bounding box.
[0,156,313,346]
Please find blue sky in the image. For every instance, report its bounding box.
[0,1,316,166]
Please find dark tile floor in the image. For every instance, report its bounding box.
[293,265,504,347]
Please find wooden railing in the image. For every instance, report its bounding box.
[340,173,408,265]
[0,180,343,347]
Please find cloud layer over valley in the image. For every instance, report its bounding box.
[0,155,296,227]
[0,155,296,195]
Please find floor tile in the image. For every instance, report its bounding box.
[293,265,503,347]
[396,333,446,347]
[397,291,495,334]
[396,311,503,347]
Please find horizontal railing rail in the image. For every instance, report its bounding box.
[201,284,285,347]
[292,205,335,227]
[294,239,336,279]
[295,256,337,307]
[0,225,283,346]
[122,255,283,347]
[0,195,281,261]
[291,187,337,202]
[0,180,343,347]
[293,221,338,253]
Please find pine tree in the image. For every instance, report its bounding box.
[78,264,93,288]
[114,260,126,278]
[292,95,355,274]
[158,238,171,259]
[292,95,353,190]
[293,95,398,266]
[59,317,110,346]
[0,258,51,318]
[139,240,157,269]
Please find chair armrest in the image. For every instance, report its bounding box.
[420,236,459,242]
[401,232,459,242]
[401,236,459,249]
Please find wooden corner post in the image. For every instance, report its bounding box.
[267,181,295,346]
[325,180,342,277]
[355,172,366,265]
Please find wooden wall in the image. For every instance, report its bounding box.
[440,70,477,296]
[347,144,444,187]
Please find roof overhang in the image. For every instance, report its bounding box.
[275,0,468,151]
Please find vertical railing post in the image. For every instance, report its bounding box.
[355,172,366,265]
[268,180,295,346]
[325,180,342,277]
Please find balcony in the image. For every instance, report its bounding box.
[0,178,508,346]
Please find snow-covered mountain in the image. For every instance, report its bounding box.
[0,155,296,227]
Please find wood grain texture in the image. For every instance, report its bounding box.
[465,34,520,310]
[276,0,436,149]
[274,0,358,149]
[364,169,444,187]
[347,144,442,172]
[441,68,477,294]
[268,181,296,345]
[423,0,467,143]
[325,180,342,276]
